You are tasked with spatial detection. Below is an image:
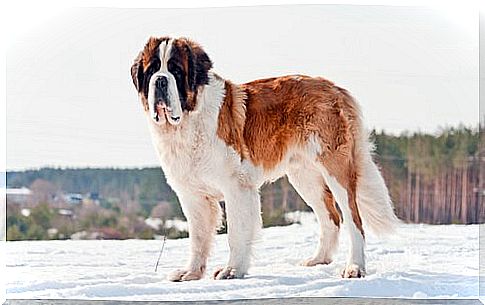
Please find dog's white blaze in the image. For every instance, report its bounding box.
[147,39,182,125]
[160,39,172,69]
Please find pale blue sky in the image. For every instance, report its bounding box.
[6,5,479,170]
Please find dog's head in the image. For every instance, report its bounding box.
[131,36,213,126]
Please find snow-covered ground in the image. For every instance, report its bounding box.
[5,213,479,301]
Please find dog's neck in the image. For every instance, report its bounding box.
[194,71,227,114]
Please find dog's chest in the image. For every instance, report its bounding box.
[152,122,217,187]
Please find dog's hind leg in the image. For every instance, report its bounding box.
[317,155,366,278]
[287,164,340,266]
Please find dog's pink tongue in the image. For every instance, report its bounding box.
[155,104,165,117]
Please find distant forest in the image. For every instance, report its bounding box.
[7,126,484,224]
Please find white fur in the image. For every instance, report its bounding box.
[354,129,400,235]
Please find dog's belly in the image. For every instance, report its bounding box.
[255,149,306,187]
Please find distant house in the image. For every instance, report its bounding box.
[21,208,31,217]
[6,187,32,204]
[58,209,74,217]
[86,192,101,205]
[64,193,83,205]
[87,192,99,201]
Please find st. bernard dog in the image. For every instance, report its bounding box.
[131,36,398,281]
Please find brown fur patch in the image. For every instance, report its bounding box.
[323,185,340,227]
[141,37,168,71]
[318,155,365,236]
[349,192,365,236]
[218,75,359,170]
[171,38,197,110]
[346,169,365,236]
[217,80,249,159]
[140,95,149,112]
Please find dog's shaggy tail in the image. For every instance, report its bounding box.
[353,118,400,236]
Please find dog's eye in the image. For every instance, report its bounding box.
[173,69,184,80]
[168,62,175,71]
[152,59,161,71]
[169,62,182,77]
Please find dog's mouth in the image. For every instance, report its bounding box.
[154,102,181,125]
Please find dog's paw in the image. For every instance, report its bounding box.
[299,257,332,267]
[341,264,365,278]
[213,266,244,280]
[167,269,203,282]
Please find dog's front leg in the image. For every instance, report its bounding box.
[167,192,221,281]
[214,185,262,280]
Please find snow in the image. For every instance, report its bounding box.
[144,218,163,231]
[5,213,479,301]
[145,218,189,232]
[164,219,188,232]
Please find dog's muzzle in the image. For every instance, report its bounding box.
[152,75,181,125]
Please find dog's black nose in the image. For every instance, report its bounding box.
[155,76,168,90]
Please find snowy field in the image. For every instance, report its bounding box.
[5,213,479,301]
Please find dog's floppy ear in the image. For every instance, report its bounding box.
[186,40,213,89]
[131,52,144,92]
[185,44,196,92]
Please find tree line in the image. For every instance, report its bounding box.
[372,126,482,224]
[7,125,483,225]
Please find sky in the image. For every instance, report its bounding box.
[6,5,479,170]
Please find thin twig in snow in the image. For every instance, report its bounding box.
[154,235,167,272]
